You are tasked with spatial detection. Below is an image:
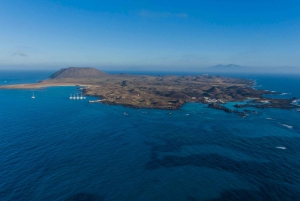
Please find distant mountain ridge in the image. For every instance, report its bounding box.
[206,64,300,74]
[212,64,242,68]
[49,67,108,79]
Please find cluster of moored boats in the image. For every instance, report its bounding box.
[69,93,86,100]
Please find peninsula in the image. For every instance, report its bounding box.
[1,67,299,112]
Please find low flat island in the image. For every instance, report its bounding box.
[1,67,299,113]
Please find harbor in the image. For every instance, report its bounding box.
[69,93,86,100]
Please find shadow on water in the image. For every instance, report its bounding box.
[145,132,300,201]
[187,195,198,201]
[149,153,300,200]
[146,153,298,184]
[65,193,104,201]
[206,181,299,201]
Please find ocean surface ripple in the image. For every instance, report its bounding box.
[0,72,300,201]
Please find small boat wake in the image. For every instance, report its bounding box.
[276,146,286,150]
[281,124,293,129]
[280,92,291,95]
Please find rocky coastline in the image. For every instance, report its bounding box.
[1,67,299,114]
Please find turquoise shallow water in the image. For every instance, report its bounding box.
[0,71,300,201]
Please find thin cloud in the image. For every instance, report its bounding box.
[139,10,188,18]
[12,52,28,57]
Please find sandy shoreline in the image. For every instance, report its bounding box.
[0,82,88,89]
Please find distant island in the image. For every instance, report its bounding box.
[205,64,300,74]
[1,67,299,114]
[205,64,251,73]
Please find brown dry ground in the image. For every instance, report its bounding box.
[1,74,270,109]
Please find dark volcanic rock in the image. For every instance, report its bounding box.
[233,110,247,118]
[234,104,244,108]
[208,103,232,113]
[207,87,221,94]
[50,67,108,79]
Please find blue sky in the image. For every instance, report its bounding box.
[1,0,300,70]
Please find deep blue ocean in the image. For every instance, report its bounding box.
[0,71,300,201]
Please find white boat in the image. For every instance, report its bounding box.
[281,124,293,129]
[76,93,79,100]
[31,92,35,99]
[276,146,286,150]
[69,94,73,99]
[80,93,83,99]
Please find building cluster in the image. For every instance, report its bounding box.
[203,97,225,103]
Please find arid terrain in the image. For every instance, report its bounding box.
[1,67,299,111]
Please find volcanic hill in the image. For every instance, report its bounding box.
[49,67,108,79]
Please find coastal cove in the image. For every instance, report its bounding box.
[0,71,300,201]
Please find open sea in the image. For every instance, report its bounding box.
[0,71,300,201]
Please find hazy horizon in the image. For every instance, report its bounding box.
[1,0,300,71]
[1,65,300,75]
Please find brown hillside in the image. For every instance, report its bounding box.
[49,67,108,79]
[207,87,221,94]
